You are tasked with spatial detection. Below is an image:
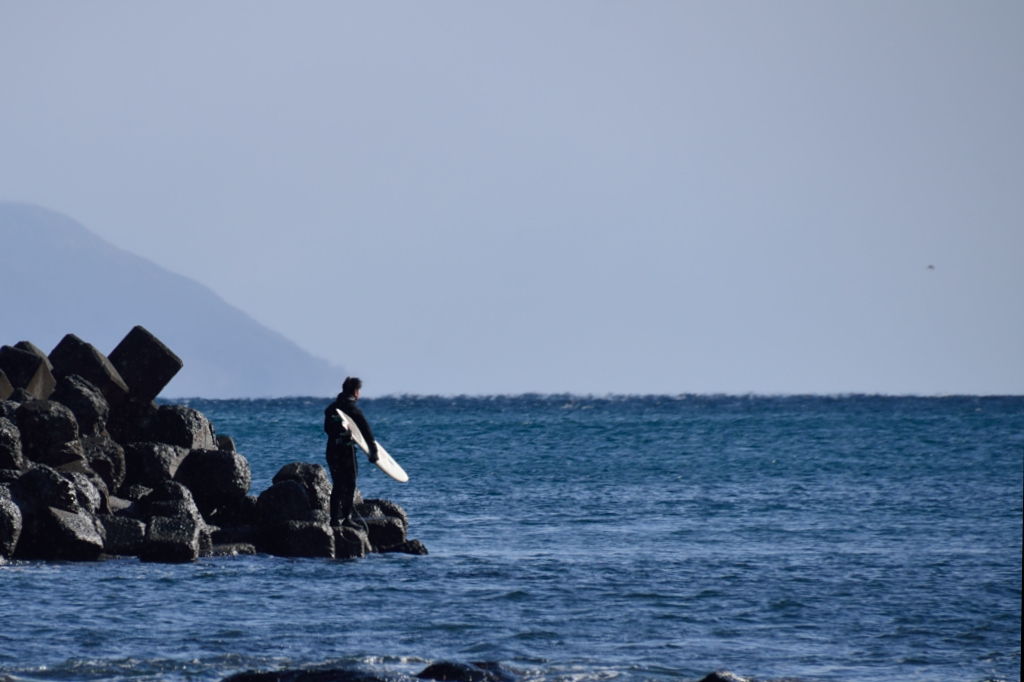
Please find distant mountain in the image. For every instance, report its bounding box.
[0,201,346,398]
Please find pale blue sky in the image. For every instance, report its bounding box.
[2,2,1021,395]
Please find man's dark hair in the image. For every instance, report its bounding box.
[342,376,362,396]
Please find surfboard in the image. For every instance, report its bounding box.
[335,408,409,483]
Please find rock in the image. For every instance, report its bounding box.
[0,470,21,484]
[256,480,313,526]
[50,374,109,437]
[120,484,153,502]
[107,326,183,402]
[145,404,216,450]
[63,470,106,515]
[10,464,80,515]
[270,520,334,558]
[106,395,158,444]
[211,542,257,556]
[13,341,54,371]
[223,669,393,682]
[698,673,750,682]
[0,345,56,400]
[122,442,190,489]
[216,434,236,452]
[81,435,126,495]
[0,370,12,401]
[97,514,145,555]
[273,462,332,517]
[133,480,203,524]
[333,525,370,559]
[174,448,251,518]
[356,498,409,529]
[14,399,84,467]
[15,506,105,561]
[212,524,266,549]
[47,334,129,406]
[140,513,201,563]
[417,662,499,682]
[364,516,406,551]
[0,417,25,471]
[0,485,22,558]
[379,539,429,556]
[0,400,18,422]
[206,494,258,528]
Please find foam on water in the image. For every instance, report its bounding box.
[1,395,1021,682]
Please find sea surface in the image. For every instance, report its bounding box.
[1,395,1021,682]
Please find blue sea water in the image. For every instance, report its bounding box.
[1,395,1021,682]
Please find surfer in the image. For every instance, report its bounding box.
[324,376,379,526]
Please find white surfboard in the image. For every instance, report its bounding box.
[335,408,409,483]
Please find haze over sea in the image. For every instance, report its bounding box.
[1,394,1021,682]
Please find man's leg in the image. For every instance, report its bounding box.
[327,442,358,525]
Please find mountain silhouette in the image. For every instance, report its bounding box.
[0,201,346,398]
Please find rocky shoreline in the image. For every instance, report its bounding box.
[0,325,425,563]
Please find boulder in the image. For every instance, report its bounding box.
[106,395,158,444]
[97,514,145,556]
[256,480,313,526]
[107,326,183,402]
[139,513,201,563]
[0,400,18,421]
[364,516,406,551]
[216,434,236,452]
[122,442,190,489]
[0,417,25,471]
[698,673,750,682]
[174,448,251,518]
[210,542,257,556]
[144,404,216,450]
[63,470,107,516]
[0,345,56,400]
[132,480,203,525]
[0,485,22,558]
[10,464,80,515]
[13,341,54,370]
[14,399,84,467]
[379,538,429,556]
[270,520,334,558]
[273,462,332,517]
[206,493,257,528]
[0,369,12,401]
[48,334,129,406]
[50,374,109,437]
[211,524,267,550]
[81,436,126,495]
[14,506,105,561]
[356,498,409,529]
[417,662,500,682]
[334,525,370,559]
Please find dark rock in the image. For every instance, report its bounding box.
[10,464,80,515]
[256,480,313,526]
[223,669,393,682]
[107,325,183,402]
[50,374,109,437]
[698,673,750,682]
[333,525,370,559]
[107,495,132,514]
[269,520,334,558]
[140,513,201,563]
[0,469,21,484]
[417,662,498,682]
[122,442,190,489]
[120,484,153,502]
[211,542,257,556]
[174,448,251,518]
[97,514,145,555]
[364,516,406,551]
[106,395,158,444]
[273,462,332,516]
[63,470,106,515]
[0,417,25,471]
[15,506,105,561]
[0,400,18,421]
[206,493,257,528]
[145,404,216,450]
[356,498,409,529]
[82,436,126,494]
[0,345,56,400]
[379,538,429,556]
[134,480,203,525]
[14,399,84,467]
[0,370,12,401]
[212,524,266,548]
[0,485,22,558]
[48,334,129,406]
[216,434,236,451]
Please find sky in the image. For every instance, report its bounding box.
[1,1,1022,396]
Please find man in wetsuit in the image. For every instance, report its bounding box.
[323,376,379,526]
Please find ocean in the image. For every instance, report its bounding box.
[1,395,1021,682]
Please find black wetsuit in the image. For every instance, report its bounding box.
[323,393,378,524]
